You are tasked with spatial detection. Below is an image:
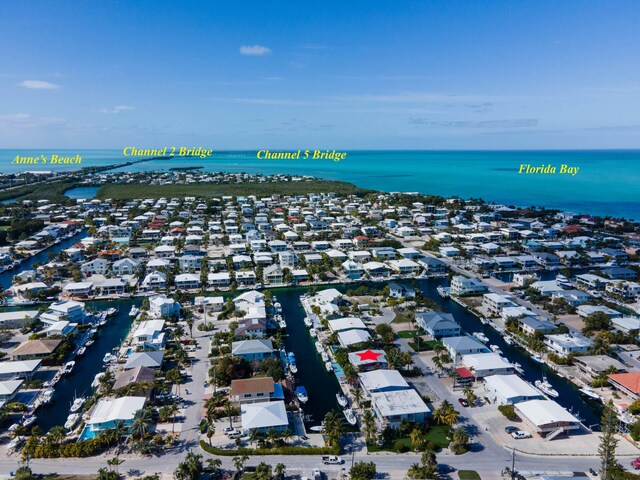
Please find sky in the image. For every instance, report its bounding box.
[1,1,640,149]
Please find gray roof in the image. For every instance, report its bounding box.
[124,351,164,370]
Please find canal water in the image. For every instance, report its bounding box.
[412,278,603,428]
[36,298,141,431]
[64,186,100,199]
[0,230,88,291]
[274,286,343,426]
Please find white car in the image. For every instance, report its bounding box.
[511,430,532,439]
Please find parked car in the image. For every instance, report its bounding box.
[504,426,519,434]
[223,427,238,435]
[511,430,532,439]
[226,430,242,439]
[458,397,469,407]
[632,457,640,470]
[321,455,343,465]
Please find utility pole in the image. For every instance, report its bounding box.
[511,447,516,480]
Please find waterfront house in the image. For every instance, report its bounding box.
[544,333,592,356]
[515,399,581,436]
[235,318,268,338]
[450,276,488,296]
[341,260,364,279]
[194,296,225,313]
[44,320,77,337]
[359,369,410,394]
[63,281,93,298]
[574,355,626,380]
[348,349,387,371]
[608,372,640,400]
[461,353,514,378]
[388,282,416,300]
[41,300,86,325]
[112,366,156,396]
[207,272,231,287]
[96,278,128,295]
[132,319,166,350]
[371,389,430,429]
[518,316,557,335]
[482,293,517,317]
[263,264,284,284]
[389,258,420,275]
[141,271,166,290]
[0,360,41,380]
[442,336,490,362]
[0,380,24,405]
[149,294,180,318]
[80,258,109,276]
[175,273,200,289]
[10,339,61,361]
[230,376,284,405]
[82,396,146,440]
[124,351,164,370]
[415,311,461,338]
[240,400,289,434]
[483,374,543,405]
[231,339,274,361]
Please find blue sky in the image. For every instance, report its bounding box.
[1,0,640,149]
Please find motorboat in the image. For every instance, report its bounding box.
[288,352,298,373]
[273,302,282,313]
[64,413,80,430]
[129,306,140,317]
[436,286,450,298]
[504,336,514,346]
[535,375,559,398]
[472,332,488,343]
[85,339,94,347]
[103,353,115,363]
[304,317,313,327]
[531,353,544,363]
[480,317,490,325]
[344,408,357,425]
[513,362,525,375]
[490,344,502,354]
[310,328,318,338]
[315,341,324,353]
[76,346,86,356]
[296,386,309,403]
[278,318,287,329]
[105,307,118,317]
[309,425,324,433]
[41,389,55,404]
[325,361,333,372]
[579,386,602,402]
[22,416,36,428]
[62,361,75,374]
[321,351,329,362]
[70,396,86,413]
[336,393,348,407]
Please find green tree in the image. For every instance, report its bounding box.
[349,461,377,480]
[599,401,621,480]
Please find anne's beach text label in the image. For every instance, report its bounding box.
[257,150,347,161]
[12,154,82,165]
[518,164,580,176]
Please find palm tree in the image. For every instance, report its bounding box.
[232,454,248,472]
[352,387,363,407]
[48,426,66,444]
[165,403,180,434]
[107,456,124,475]
[409,428,423,451]
[451,427,470,447]
[322,410,345,447]
[362,409,377,444]
[206,458,222,473]
[433,400,459,426]
[248,428,261,447]
[130,408,152,440]
[223,402,235,429]
[463,386,477,407]
[274,463,286,480]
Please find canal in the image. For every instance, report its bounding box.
[36,298,141,431]
[0,230,88,291]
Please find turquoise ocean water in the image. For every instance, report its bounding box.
[2,149,638,219]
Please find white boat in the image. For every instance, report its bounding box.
[105,307,118,317]
[579,386,602,402]
[535,376,559,398]
[64,413,80,430]
[321,351,329,362]
[76,346,86,356]
[531,353,544,363]
[278,318,286,329]
[22,416,36,427]
[70,397,86,413]
[103,353,115,363]
[62,361,75,374]
[289,363,298,374]
[513,362,524,375]
[472,332,488,343]
[489,344,502,354]
[325,361,333,372]
[504,336,514,346]
[41,389,55,404]
[310,328,318,338]
[274,302,282,313]
[480,317,490,325]
[85,339,94,347]
[296,386,309,403]
[129,306,140,317]
[436,286,450,298]
[309,425,324,433]
[304,317,313,327]
[315,341,324,353]
[336,393,348,407]
[344,408,357,425]
[91,372,104,388]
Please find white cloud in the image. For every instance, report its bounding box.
[19,80,61,90]
[239,45,271,56]
[0,113,66,128]
[98,105,135,114]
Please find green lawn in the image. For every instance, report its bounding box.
[391,311,414,323]
[409,339,440,352]
[397,330,415,338]
[97,179,373,199]
[367,425,450,453]
[458,470,482,480]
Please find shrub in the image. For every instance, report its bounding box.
[393,439,408,452]
[498,404,519,421]
[199,440,339,456]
